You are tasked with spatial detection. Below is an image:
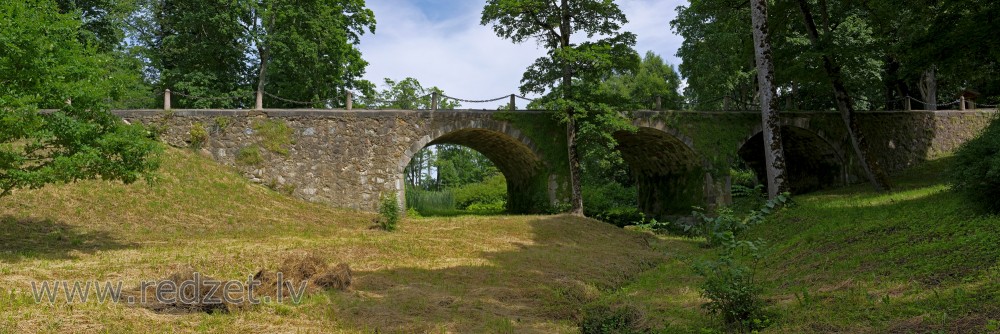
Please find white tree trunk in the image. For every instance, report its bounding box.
[751,0,788,198]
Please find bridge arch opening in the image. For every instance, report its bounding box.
[613,127,706,218]
[398,127,547,215]
[738,126,846,194]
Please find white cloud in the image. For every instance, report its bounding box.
[358,0,686,108]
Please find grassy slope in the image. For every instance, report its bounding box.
[606,158,1000,333]
[0,148,662,333]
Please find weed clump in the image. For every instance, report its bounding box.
[375,193,400,231]
[189,122,209,148]
[579,301,652,334]
[236,146,264,166]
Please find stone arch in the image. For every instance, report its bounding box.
[396,119,550,214]
[738,124,847,194]
[615,120,709,218]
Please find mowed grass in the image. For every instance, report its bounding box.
[0,148,662,333]
[604,158,1000,333]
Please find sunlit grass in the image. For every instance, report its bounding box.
[0,148,661,333]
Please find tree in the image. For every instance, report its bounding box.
[482,0,639,215]
[600,51,684,110]
[363,78,458,110]
[142,0,253,108]
[245,0,376,108]
[795,0,891,191]
[750,0,789,198]
[1,1,160,197]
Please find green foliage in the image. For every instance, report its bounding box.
[212,116,232,133]
[236,146,264,166]
[688,195,791,331]
[948,116,1000,213]
[452,174,507,210]
[692,238,772,332]
[465,201,506,215]
[405,189,456,216]
[188,122,209,148]
[376,193,401,232]
[599,51,684,110]
[362,78,459,110]
[689,193,792,247]
[0,0,161,197]
[583,183,640,227]
[252,119,293,155]
[579,302,652,334]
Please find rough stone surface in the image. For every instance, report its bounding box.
[116,109,996,216]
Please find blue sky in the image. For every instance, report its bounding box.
[358,0,687,108]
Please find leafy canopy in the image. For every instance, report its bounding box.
[0,0,160,197]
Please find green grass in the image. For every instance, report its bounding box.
[604,157,1000,333]
[0,148,661,333]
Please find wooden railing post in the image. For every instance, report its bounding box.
[960,96,966,110]
[346,91,353,111]
[431,92,439,111]
[164,89,171,110]
[723,96,732,111]
[655,95,662,111]
[510,94,516,111]
[905,97,912,111]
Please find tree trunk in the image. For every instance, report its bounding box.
[560,0,584,216]
[920,66,937,111]
[750,0,788,198]
[797,0,892,191]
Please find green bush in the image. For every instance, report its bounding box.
[189,122,209,148]
[466,201,506,214]
[453,174,507,209]
[579,302,652,334]
[693,245,772,332]
[377,194,400,231]
[583,182,639,227]
[949,116,1000,213]
[730,166,759,188]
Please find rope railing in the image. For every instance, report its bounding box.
[97,89,996,112]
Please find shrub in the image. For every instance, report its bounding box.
[253,119,294,155]
[583,182,639,227]
[949,115,1000,213]
[466,201,506,214]
[189,122,209,148]
[579,302,652,334]
[377,194,400,231]
[452,174,507,209]
[236,146,264,166]
[730,166,759,188]
[693,241,772,332]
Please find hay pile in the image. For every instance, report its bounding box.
[127,252,352,314]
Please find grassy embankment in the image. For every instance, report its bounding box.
[2,147,997,333]
[604,157,1000,333]
[0,148,660,333]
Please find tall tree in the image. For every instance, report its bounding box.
[1,0,160,197]
[600,51,684,110]
[750,0,789,198]
[246,0,376,108]
[482,0,639,215]
[796,0,891,191]
[144,0,253,108]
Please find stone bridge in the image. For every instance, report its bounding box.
[117,108,996,217]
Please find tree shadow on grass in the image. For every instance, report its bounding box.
[0,215,132,263]
[327,215,666,333]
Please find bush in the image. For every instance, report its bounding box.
[693,245,772,332]
[583,182,638,227]
[579,302,652,334]
[949,116,1000,213]
[189,122,208,148]
[376,194,400,231]
[466,201,506,214]
[452,174,507,210]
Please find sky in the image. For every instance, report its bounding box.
[357,0,687,108]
